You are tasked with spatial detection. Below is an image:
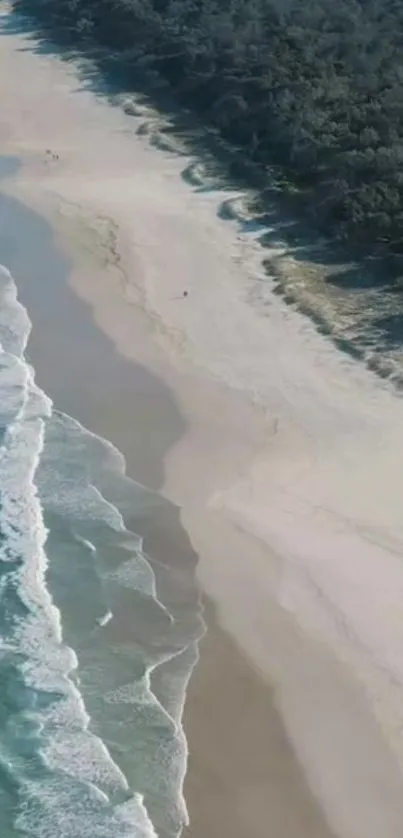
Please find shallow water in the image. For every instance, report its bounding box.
[0,163,204,838]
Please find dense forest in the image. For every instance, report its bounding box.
[12,0,403,272]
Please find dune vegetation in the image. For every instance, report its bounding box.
[12,0,403,277]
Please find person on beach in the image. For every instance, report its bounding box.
[45,150,59,161]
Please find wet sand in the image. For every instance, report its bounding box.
[3,6,403,837]
[185,601,335,838]
[0,181,336,837]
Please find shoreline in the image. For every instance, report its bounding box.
[3,7,403,837]
[0,179,336,838]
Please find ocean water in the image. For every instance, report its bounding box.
[0,254,203,838]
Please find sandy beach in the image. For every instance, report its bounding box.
[3,4,403,836]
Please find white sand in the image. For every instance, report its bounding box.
[2,4,403,835]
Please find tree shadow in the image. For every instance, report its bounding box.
[4,3,403,389]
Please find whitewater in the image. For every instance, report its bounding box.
[3,3,403,834]
[0,263,202,838]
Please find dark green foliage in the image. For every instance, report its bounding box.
[13,0,403,265]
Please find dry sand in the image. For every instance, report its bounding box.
[2,4,403,836]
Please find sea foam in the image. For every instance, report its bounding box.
[0,264,202,838]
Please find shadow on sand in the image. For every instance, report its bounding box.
[3,5,403,389]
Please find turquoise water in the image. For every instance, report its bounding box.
[0,160,204,838]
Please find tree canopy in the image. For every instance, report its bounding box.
[13,0,403,272]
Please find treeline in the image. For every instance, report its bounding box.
[13,0,403,270]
